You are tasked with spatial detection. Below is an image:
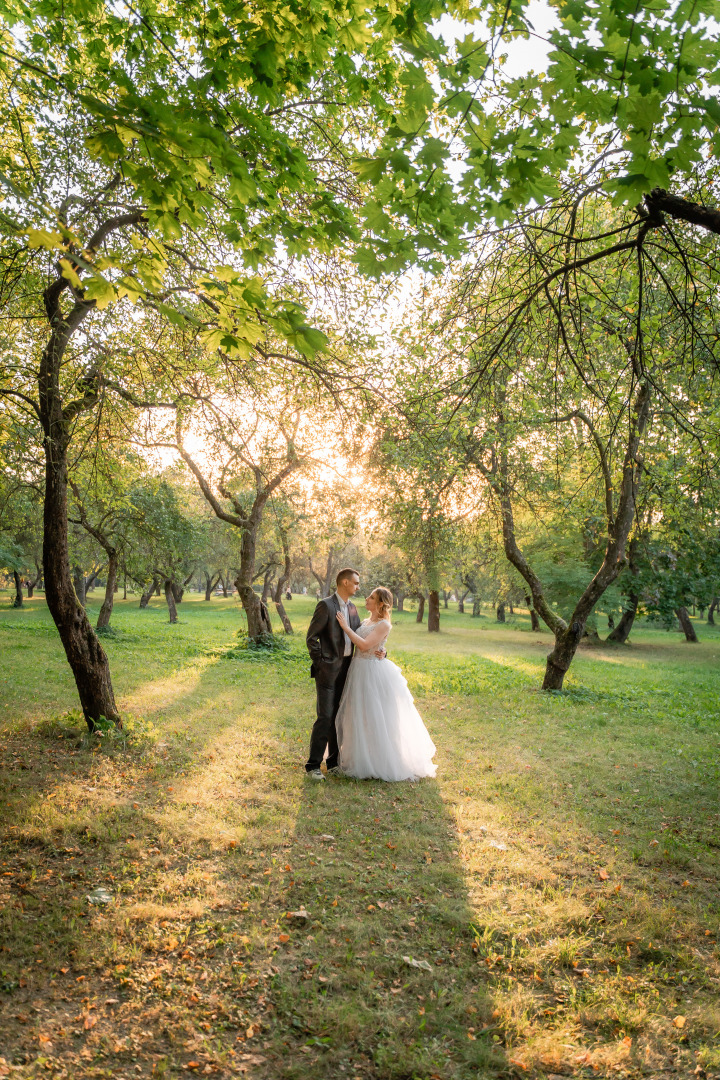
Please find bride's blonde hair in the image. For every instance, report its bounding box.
[371,586,393,620]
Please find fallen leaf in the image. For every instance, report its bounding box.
[83,1014,97,1030]
[598,869,609,881]
[187,1063,200,1070]
[278,934,290,944]
[622,1035,632,1046]
[402,955,432,972]
[673,1015,686,1029]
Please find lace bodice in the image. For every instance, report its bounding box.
[354,618,390,660]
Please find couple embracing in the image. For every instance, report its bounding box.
[304,567,437,783]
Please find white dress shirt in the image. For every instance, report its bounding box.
[334,592,353,656]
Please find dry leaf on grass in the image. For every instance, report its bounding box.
[598,868,609,880]
[673,1015,686,1029]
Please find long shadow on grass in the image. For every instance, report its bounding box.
[265,773,507,1080]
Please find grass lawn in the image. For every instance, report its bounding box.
[0,591,719,1080]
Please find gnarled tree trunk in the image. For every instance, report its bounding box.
[12,570,23,608]
[472,596,481,617]
[165,579,178,624]
[96,552,117,630]
[204,571,220,601]
[525,595,540,632]
[608,537,640,644]
[428,590,440,632]
[273,532,293,633]
[26,564,42,598]
[139,575,158,608]
[96,551,118,630]
[708,597,717,625]
[415,593,426,623]
[41,409,120,729]
[73,565,86,609]
[675,606,698,642]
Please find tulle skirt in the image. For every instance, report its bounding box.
[335,656,437,782]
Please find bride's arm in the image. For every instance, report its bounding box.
[336,615,388,652]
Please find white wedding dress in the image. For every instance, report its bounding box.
[335,619,437,782]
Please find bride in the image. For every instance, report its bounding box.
[335,587,437,782]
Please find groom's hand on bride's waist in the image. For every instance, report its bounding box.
[374,646,386,659]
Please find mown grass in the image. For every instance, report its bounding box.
[0,590,719,1080]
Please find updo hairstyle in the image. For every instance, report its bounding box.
[371,587,393,620]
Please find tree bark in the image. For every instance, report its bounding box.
[607,537,641,644]
[139,576,158,608]
[442,589,450,609]
[395,591,405,612]
[708,597,717,625]
[428,590,440,632]
[261,566,275,605]
[675,606,698,642]
[96,551,118,630]
[12,570,23,608]
[41,407,121,729]
[73,565,86,609]
[273,533,293,633]
[472,596,481,617]
[496,602,505,623]
[26,564,42,598]
[525,595,540,631]
[415,593,426,623]
[204,571,221,601]
[165,579,179,623]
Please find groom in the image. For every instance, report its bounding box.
[305,567,382,780]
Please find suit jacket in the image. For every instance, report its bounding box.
[306,594,361,681]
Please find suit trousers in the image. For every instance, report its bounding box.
[305,656,352,772]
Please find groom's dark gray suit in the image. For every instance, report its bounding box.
[305,594,361,772]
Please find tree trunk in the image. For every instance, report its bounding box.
[165,579,179,624]
[203,571,220,602]
[41,427,120,730]
[458,589,470,613]
[607,593,638,643]
[442,589,450,609]
[395,591,405,612]
[12,570,23,608]
[415,593,425,623]
[525,594,540,631]
[675,606,698,642]
[73,565,86,608]
[607,613,615,629]
[273,538,293,634]
[261,567,274,605]
[139,576,158,608]
[472,597,481,617]
[428,590,440,632]
[85,567,101,595]
[220,573,229,597]
[509,601,514,614]
[708,597,717,625]
[96,551,118,630]
[496,603,505,623]
[26,564,42,598]
[123,573,127,600]
[237,579,273,637]
[607,536,641,644]
[154,580,161,596]
[542,622,587,689]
